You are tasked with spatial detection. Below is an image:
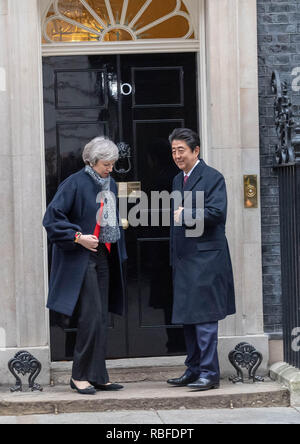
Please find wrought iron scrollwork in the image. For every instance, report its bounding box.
[8,351,43,392]
[229,342,264,384]
[114,142,132,176]
[272,70,296,165]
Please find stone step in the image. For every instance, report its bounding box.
[0,380,290,416]
[50,356,268,385]
[50,357,187,385]
[51,365,187,385]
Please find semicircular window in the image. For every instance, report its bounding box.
[42,0,195,43]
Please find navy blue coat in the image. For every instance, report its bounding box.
[43,169,127,317]
[170,160,236,324]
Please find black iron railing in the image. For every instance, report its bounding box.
[272,71,300,369]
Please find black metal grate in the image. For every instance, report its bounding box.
[272,70,300,369]
[276,164,300,369]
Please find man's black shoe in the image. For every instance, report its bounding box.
[167,373,199,387]
[187,377,220,391]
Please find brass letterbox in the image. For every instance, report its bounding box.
[117,182,142,198]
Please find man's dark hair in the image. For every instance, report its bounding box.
[169,128,201,152]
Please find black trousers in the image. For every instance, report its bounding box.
[72,244,110,385]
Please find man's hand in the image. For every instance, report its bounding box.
[174,207,184,224]
[77,235,99,252]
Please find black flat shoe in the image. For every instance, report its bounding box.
[92,383,124,391]
[70,379,96,395]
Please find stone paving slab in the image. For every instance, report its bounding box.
[0,407,299,424]
[0,379,290,416]
[159,407,300,424]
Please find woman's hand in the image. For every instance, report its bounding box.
[77,235,99,252]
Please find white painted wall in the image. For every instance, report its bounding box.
[0,0,50,384]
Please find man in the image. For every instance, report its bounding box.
[168,128,236,391]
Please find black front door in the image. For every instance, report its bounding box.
[43,53,198,361]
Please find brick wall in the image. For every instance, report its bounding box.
[257,0,300,334]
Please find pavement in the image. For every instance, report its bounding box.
[0,407,300,424]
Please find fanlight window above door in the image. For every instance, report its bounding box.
[42,0,195,43]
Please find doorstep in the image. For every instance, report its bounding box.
[0,379,290,416]
[51,356,187,385]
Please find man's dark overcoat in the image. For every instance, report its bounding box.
[43,169,127,317]
[170,159,236,325]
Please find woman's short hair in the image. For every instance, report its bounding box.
[169,128,201,152]
[82,137,119,166]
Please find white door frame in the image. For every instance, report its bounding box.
[39,0,209,159]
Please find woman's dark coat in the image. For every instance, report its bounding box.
[43,169,127,317]
[170,159,236,325]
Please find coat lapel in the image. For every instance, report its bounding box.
[174,171,184,193]
[173,160,206,199]
[184,159,206,192]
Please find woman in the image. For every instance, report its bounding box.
[43,137,127,395]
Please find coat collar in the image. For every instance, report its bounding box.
[177,159,206,192]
